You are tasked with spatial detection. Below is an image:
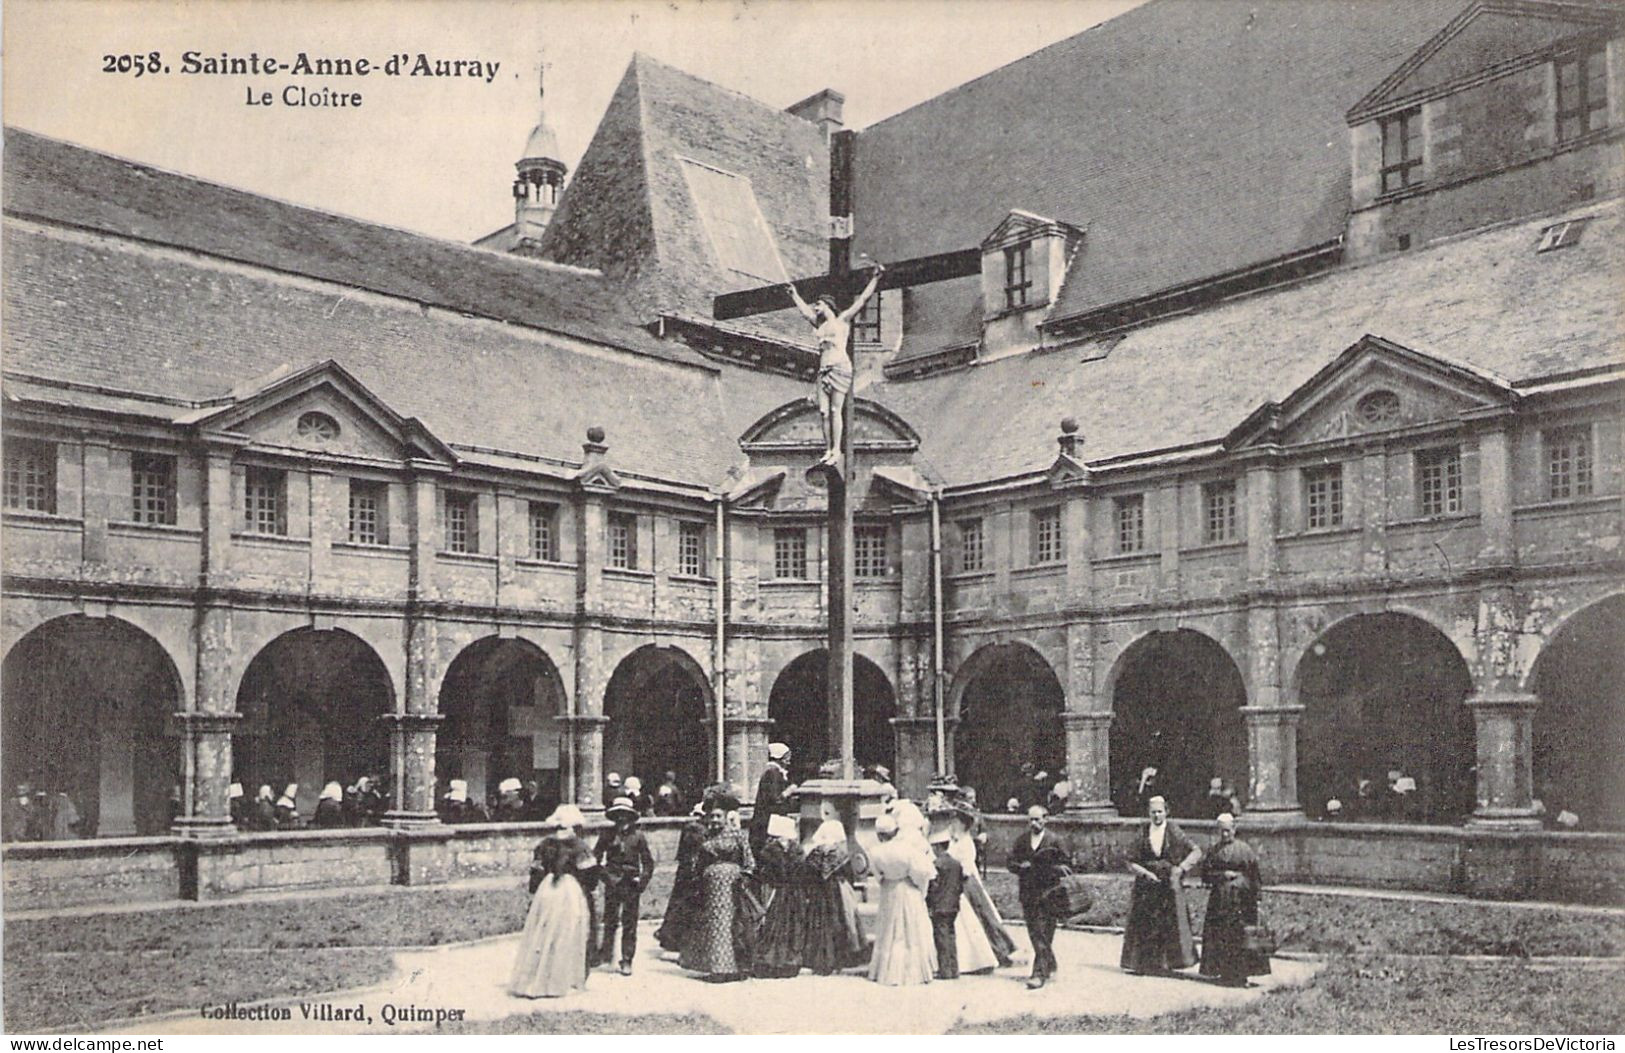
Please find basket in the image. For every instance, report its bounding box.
[1241,923,1277,956]
[1041,874,1095,919]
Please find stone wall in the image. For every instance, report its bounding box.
[2,836,181,911]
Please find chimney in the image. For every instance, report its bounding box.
[787,89,845,143]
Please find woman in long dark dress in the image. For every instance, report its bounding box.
[1121,795,1202,974]
[801,818,867,974]
[655,806,707,953]
[509,805,595,998]
[1199,813,1272,987]
[752,816,813,978]
[680,797,755,981]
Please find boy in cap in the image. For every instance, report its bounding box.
[594,795,654,974]
[926,825,964,979]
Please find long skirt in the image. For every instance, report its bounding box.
[753,884,812,978]
[803,877,867,974]
[509,874,591,998]
[1120,876,1197,973]
[953,893,1000,972]
[962,870,1017,967]
[867,879,937,986]
[681,862,745,976]
[656,875,700,952]
[1199,884,1272,983]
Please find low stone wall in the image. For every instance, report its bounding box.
[5,814,1621,913]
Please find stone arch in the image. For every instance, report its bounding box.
[950,641,1065,812]
[767,649,895,782]
[1295,612,1475,823]
[1527,593,1624,830]
[437,636,568,810]
[1108,628,1248,819]
[603,643,715,799]
[232,627,395,821]
[2,615,184,838]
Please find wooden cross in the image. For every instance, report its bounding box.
[712,129,980,781]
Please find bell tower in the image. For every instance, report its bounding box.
[511,66,568,252]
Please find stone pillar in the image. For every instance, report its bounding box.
[724,716,772,794]
[1060,711,1115,815]
[561,714,609,811]
[1474,420,1514,564]
[97,697,137,837]
[890,715,949,800]
[381,713,443,829]
[1467,693,1541,828]
[1240,706,1305,822]
[172,712,240,838]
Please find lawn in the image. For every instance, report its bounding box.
[951,955,1625,1034]
[438,1010,729,1034]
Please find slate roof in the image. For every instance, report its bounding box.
[878,199,1625,487]
[537,53,827,346]
[851,0,1469,342]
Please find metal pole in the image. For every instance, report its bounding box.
[839,366,856,780]
[714,496,727,784]
[930,491,946,776]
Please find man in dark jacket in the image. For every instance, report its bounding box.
[594,796,655,974]
[927,826,964,979]
[1009,804,1070,989]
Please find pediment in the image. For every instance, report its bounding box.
[179,360,456,465]
[1350,1,1621,121]
[1048,453,1090,489]
[740,396,920,456]
[982,209,1083,251]
[1230,336,1517,448]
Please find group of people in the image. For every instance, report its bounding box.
[2,783,82,841]
[226,777,388,830]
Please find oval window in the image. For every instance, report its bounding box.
[1356,390,1401,427]
[296,411,340,442]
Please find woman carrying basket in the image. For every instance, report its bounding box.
[1198,813,1273,987]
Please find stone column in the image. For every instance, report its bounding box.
[1240,706,1305,822]
[172,712,241,838]
[1466,693,1541,828]
[1060,711,1115,816]
[724,716,772,794]
[561,714,609,811]
[890,715,950,800]
[381,713,443,828]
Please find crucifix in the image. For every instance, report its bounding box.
[713,129,981,783]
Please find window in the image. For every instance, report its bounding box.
[853,293,882,344]
[130,453,177,525]
[678,521,707,577]
[1004,242,1033,310]
[607,512,637,569]
[1546,426,1594,500]
[1537,218,1589,252]
[855,525,889,579]
[1380,107,1423,193]
[1031,505,1063,564]
[1304,465,1344,530]
[1115,495,1145,554]
[1357,389,1403,427]
[773,528,808,580]
[443,491,477,553]
[528,502,559,561]
[243,467,286,535]
[1556,45,1609,142]
[296,411,340,443]
[347,480,388,545]
[1416,448,1462,517]
[677,158,787,281]
[957,517,985,573]
[1203,481,1238,544]
[3,439,56,513]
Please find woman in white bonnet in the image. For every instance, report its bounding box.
[510,804,596,998]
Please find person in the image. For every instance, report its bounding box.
[1047,779,1072,815]
[1323,798,1344,821]
[656,803,708,953]
[492,778,529,822]
[1203,777,1239,820]
[593,795,654,974]
[1009,804,1070,989]
[1199,813,1272,988]
[228,783,247,829]
[949,800,1016,968]
[274,784,300,829]
[603,771,623,804]
[252,785,277,831]
[927,826,964,980]
[749,742,793,855]
[654,771,683,817]
[3,784,34,842]
[439,779,487,824]
[681,793,755,982]
[313,782,346,828]
[869,765,897,798]
[801,817,866,974]
[785,260,884,469]
[45,789,81,840]
[344,776,384,826]
[1121,795,1202,975]
[752,814,812,978]
[960,787,990,875]
[622,776,651,816]
[509,804,596,999]
[867,813,937,985]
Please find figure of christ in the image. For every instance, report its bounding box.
[786,262,884,470]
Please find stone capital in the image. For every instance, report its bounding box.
[1060,710,1113,730]
[1239,705,1305,726]
[1465,692,1539,717]
[889,715,957,730]
[171,711,243,734]
[557,714,611,729]
[377,712,445,731]
[723,716,774,730]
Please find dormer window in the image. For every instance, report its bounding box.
[1004,242,1033,311]
[1380,108,1423,193]
[853,293,882,344]
[1556,44,1609,142]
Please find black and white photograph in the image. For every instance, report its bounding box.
[1,0,1622,1038]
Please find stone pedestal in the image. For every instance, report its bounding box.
[723,716,773,794]
[1060,711,1116,815]
[1467,692,1542,828]
[889,716,950,801]
[794,778,894,874]
[560,714,609,812]
[1240,705,1305,823]
[171,712,241,839]
[381,713,443,829]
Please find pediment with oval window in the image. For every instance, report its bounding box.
[1229,335,1517,449]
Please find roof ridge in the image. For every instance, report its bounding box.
[627,50,822,128]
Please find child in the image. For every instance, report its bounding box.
[926,826,964,979]
[593,795,654,974]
